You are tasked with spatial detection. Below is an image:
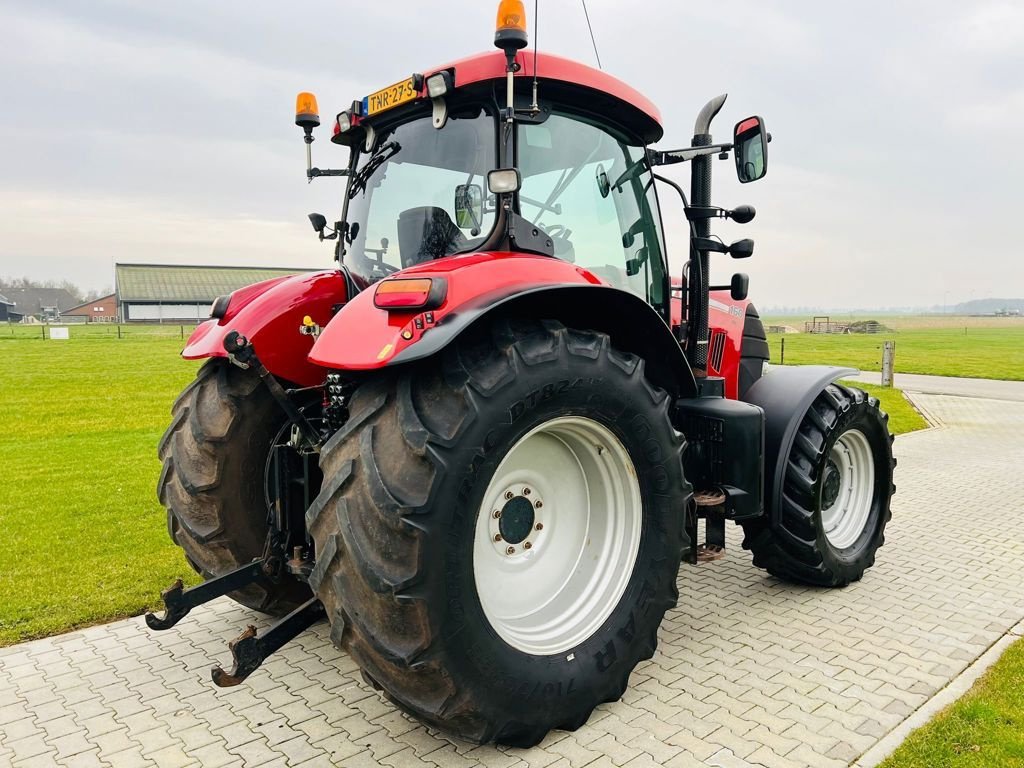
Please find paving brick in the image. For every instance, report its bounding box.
[2,392,1024,767]
[13,752,62,768]
[4,733,53,761]
[184,739,240,768]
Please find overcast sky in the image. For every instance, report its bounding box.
[1,0,1022,308]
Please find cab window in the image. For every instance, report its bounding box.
[519,115,666,311]
[344,106,497,284]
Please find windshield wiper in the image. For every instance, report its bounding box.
[348,141,401,199]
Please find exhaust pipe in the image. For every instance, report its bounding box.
[687,94,728,372]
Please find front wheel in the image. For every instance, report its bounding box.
[740,383,895,586]
[306,319,690,746]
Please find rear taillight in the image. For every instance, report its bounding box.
[373,278,446,310]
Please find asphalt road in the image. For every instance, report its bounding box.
[847,371,1024,402]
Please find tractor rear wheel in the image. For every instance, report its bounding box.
[740,383,895,586]
[157,359,311,615]
[306,319,689,746]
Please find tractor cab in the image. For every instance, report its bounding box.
[299,20,769,370]
[304,49,671,317]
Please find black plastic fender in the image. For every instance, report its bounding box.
[742,365,857,527]
[390,284,698,398]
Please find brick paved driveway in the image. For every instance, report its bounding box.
[2,391,1023,768]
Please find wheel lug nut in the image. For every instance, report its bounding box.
[524,542,532,550]
[535,500,543,509]
[523,487,531,496]
[493,510,501,519]
[506,546,516,555]
[494,534,503,542]
[504,491,514,500]
[535,523,543,531]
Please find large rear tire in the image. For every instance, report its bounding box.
[157,359,311,614]
[306,319,689,746]
[740,383,895,586]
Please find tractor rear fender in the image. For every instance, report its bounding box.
[743,365,858,526]
[309,252,697,398]
[182,270,349,388]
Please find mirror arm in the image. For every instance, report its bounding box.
[685,206,725,221]
[691,237,730,254]
[648,144,733,167]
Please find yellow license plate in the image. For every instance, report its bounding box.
[364,77,419,116]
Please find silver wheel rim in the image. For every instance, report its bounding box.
[472,416,642,656]
[820,428,875,549]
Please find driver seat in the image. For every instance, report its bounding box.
[396,207,467,268]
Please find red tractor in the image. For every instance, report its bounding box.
[149,1,895,746]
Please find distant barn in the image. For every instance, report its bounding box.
[61,293,118,323]
[115,264,315,323]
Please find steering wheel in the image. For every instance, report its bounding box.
[537,223,575,262]
[542,223,571,240]
[370,261,399,278]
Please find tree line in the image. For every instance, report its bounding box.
[0,277,112,304]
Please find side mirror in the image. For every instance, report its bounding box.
[733,116,767,183]
[308,212,327,234]
[455,184,484,231]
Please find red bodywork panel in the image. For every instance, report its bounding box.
[182,270,348,387]
[309,252,603,370]
[670,279,749,400]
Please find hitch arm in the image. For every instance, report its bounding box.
[145,559,268,630]
[211,598,325,686]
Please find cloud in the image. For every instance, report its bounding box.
[0,188,327,291]
[0,1,1019,308]
[958,2,1024,54]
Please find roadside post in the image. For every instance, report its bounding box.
[881,340,896,387]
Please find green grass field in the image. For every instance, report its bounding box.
[0,333,200,645]
[881,637,1024,768]
[764,317,1024,381]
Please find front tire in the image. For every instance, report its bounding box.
[740,383,895,586]
[306,319,689,745]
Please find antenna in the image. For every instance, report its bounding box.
[530,0,539,111]
[581,0,603,70]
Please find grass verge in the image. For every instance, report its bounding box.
[881,636,1024,768]
[840,381,929,435]
[0,337,200,646]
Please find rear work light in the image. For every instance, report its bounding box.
[373,278,447,310]
[335,110,353,134]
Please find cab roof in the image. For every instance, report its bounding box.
[431,50,663,145]
[335,50,663,147]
